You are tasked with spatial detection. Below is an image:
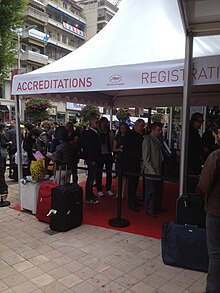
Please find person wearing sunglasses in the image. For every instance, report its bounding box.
[187,112,205,193]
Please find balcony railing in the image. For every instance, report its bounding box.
[98,0,118,12]
[25,6,49,24]
[47,37,77,52]
[48,0,86,24]
[29,0,48,7]
[21,50,48,65]
[48,18,86,39]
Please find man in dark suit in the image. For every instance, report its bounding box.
[82,117,101,204]
[6,121,17,180]
[187,112,204,193]
[123,118,145,211]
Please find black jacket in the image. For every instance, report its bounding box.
[82,128,101,163]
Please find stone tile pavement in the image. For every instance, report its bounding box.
[0,172,207,293]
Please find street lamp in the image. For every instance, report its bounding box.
[17,25,37,69]
[15,25,37,184]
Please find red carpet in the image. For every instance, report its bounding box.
[82,179,179,239]
[10,179,179,239]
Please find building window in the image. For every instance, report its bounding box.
[63,2,67,9]
[21,44,26,51]
[98,8,105,17]
[62,35,67,44]
[11,106,15,120]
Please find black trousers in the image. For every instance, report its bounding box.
[0,156,8,194]
[96,154,113,192]
[144,178,164,213]
[126,159,141,206]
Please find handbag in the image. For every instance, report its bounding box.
[161,222,209,272]
[0,147,8,158]
[14,143,29,166]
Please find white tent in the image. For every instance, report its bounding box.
[12,0,220,107]
[12,0,220,196]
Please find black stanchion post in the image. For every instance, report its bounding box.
[108,168,129,228]
[0,196,10,207]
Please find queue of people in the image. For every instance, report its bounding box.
[1,113,219,293]
[0,114,218,213]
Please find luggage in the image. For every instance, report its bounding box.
[36,181,58,223]
[20,181,42,214]
[49,183,83,232]
[36,161,66,223]
[176,194,206,227]
[162,222,209,272]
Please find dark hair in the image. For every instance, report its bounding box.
[150,121,163,129]
[119,122,129,131]
[29,128,40,137]
[24,122,35,131]
[56,126,69,142]
[99,117,109,124]
[190,112,203,122]
[211,117,220,134]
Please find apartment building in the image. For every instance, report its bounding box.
[0,0,118,123]
[77,0,118,41]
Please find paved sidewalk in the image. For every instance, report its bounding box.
[0,175,206,293]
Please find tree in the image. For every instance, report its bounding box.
[80,105,100,125]
[0,0,27,79]
[25,98,52,124]
[116,108,131,122]
[151,113,165,123]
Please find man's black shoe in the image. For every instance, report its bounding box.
[146,211,157,218]
[135,199,143,206]
[157,208,168,213]
[128,204,139,212]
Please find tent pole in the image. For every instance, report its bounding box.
[168,107,173,148]
[179,32,194,197]
[15,95,23,183]
[109,106,113,129]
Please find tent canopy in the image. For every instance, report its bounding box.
[12,0,220,107]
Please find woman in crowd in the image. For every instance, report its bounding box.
[46,126,77,184]
[0,123,12,197]
[113,122,130,198]
[23,128,41,175]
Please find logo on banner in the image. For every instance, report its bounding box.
[109,75,122,83]
[107,74,124,87]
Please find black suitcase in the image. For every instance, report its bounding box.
[176,194,206,227]
[162,222,209,272]
[49,183,83,232]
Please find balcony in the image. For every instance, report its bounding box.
[48,0,86,24]
[48,18,86,39]
[21,50,48,65]
[47,37,77,52]
[22,28,50,45]
[29,0,48,7]
[25,6,49,24]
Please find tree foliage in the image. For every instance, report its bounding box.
[116,108,131,122]
[25,98,52,124]
[80,105,100,123]
[0,0,27,79]
[151,113,165,123]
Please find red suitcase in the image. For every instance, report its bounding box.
[36,162,67,223]
[36,181,58,223]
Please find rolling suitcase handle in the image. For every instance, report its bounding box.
[46,161,68,218]
[53,160,68,185]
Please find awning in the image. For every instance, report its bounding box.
[0,105,9,112]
